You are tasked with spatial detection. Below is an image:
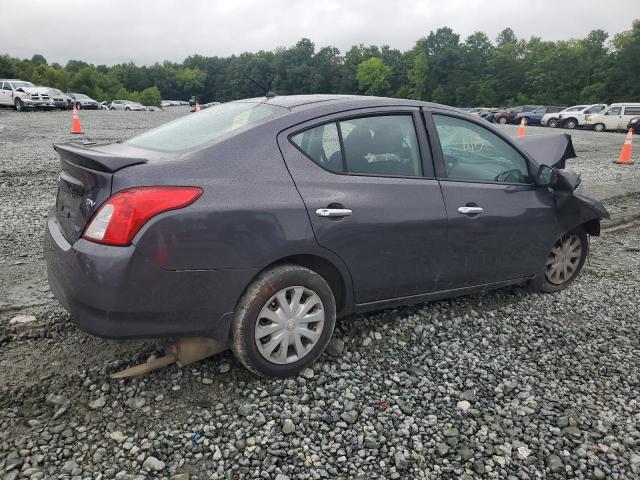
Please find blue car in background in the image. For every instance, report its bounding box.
[516,106,565,126]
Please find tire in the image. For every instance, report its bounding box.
[231,264,336,378]
[565,118,578,129]
[547,118,558,128]
[75,103,81,110]
[14,98,23,111]
[125,107,131,111]
[533,227,588,293]
[498,117,508,124]
[594,123,605,132]
[522,117,529,125]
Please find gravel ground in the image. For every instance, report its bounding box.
[1,108,640,479]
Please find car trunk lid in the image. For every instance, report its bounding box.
[53,142,147,243]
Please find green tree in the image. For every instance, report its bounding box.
[139,86,162,106]
[356,58,391,96]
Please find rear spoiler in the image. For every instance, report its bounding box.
[53,142,147,173]
[511,133,576,169]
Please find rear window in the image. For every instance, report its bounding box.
[624,107,640,115]
[126,102,284,152]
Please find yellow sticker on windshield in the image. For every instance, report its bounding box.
[232,111,250,129]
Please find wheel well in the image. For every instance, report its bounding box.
[581,218,601,236]
[267,254,347,314]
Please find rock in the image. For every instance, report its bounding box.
[170,475,189,480]
[517,446,532,459]
[300,367,314,379]
[394,452,409,470]
[460,389,477,402]
[201,377,213,385]
[219,363,231,373]
[282,418,296,434]
[631,454,640,465]
[10,314,36,324]
[89,396,107,409]
[437,443,450,456]
[238,404,252,416]
[457,400,471,412]
[45,393,68,406]
[472,460,484,474]
[142,456,165,471]
[547,454,563,472]
[341,411,358,424]
[594,467,606,480]
[443,427,459,437]
[109,431,127,443]
[361,337,372,346]
[326,338,345,356]
[275,475,290,480]
[126,397,146,410]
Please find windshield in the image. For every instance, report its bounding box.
[12,81,35,89]
[126,101,285,152]
[49,88,63,95]
[76,94,89,99]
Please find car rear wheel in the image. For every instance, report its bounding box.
[565,118,578,129]
[498,117,507,124]
[231,264,336,378]
[14,98,23,111]
[594,123,605,132]
[547,118,558,128]
[125,107,131,111]
[536,227,588,293]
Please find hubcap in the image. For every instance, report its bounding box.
[255,286,324,365]
[545,234,582,285]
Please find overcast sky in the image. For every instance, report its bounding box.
[2,0,639,66]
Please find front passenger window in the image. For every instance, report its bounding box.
[433,115,530,184]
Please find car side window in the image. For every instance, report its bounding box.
[291,122,342,173]
[624,107,640,115]
[433,114,530,184]
[339,115,422,177]
[291,115,423,177]
[606,107,621,115]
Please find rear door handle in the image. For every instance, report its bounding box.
[458,206,484,215]
[316,208,352,218]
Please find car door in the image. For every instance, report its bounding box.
[278,107,448,304]
[424,109,558,288]
[621,106,640,129]
[0,82,10,105]
[601,106,622,130]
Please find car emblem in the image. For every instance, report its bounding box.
[85,198,96,208]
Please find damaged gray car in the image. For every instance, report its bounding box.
[44,95,609,378]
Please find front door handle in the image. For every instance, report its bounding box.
[316,208,352,218]
[458,206,484,215]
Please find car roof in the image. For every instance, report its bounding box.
[232,94,458,113]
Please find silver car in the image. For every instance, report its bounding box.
[109,100,146,111]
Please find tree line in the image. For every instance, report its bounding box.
[1,20,638,107]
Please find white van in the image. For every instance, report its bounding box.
[585,103,640,132]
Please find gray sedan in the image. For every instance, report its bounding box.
[44,95,608,377]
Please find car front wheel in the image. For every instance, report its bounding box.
[594,123,605,132]
[547,118,558,128]
[565,118,578,129]
[536,227,588,293]
[231,264,336,378]
[498,117,507,124]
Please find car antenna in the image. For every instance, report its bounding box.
[243,73,275,98]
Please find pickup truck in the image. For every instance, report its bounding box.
[0,79,55,111]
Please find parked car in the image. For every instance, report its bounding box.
[189,96,197,106]
[45,87,71,110]
[584,103,640,132]
[145,106,162,112]
[110,100,147,111]
[628,117,640,134]
[44,95,609,378]
[541,105,585,128]
[515,106,565,126]
[67,93,100,110]
[99,101,110,110]
[0,79,55,111]
[483,109,504,123]
[493,105,541,124]
[557,104,608,129]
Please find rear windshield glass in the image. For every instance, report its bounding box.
[126,102,284,152]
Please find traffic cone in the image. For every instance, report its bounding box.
[517,117,526,137]
[195,101,200,112]
[614,128,634,165]
[71,105,83,134]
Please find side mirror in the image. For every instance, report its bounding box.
[536,164,558,187]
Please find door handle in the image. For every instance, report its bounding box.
[316,208,352,218]
[458,206,484,215]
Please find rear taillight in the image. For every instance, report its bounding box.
[82,186,203,246]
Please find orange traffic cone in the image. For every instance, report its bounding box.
[71,105,83,134]
[195,101,200,112]
[517,117,526,137]
[614,128,634,165]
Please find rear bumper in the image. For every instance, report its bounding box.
[44,209,257,340]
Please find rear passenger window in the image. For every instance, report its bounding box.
[624,107,640,115]
[291,115,423,177]
[291,123,342,173]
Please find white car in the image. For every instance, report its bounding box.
[585,103,640,132]
[541,105,587,128]
[110,100,147,111]
[0,79,55,111]
[557,104,607,129]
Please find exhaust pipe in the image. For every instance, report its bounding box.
[110,337,228,379]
